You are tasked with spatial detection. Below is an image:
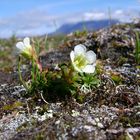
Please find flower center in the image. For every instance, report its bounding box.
[74,54,88,69]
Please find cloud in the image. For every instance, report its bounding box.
[83,12,105,20]
[0,7,139,38]
[0,9,59,38]
[82,9,140,23]
[113,9,140,22]
[114,10,123,15]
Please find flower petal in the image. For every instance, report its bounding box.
[82,65,95,73]
[74,44,86,55]
[86,50,96,64]
[16,42,25,51]
[70,51,75,62]
[23,37,30,47]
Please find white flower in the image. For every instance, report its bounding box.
[16,37,34,59]
[70,44,96,73]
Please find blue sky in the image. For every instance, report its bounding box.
[0,0,140,38]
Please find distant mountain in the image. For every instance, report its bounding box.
[51,19,120,35]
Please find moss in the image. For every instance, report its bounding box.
[136,65,140,69]
[118,133,134,140]
[117,56,128,66]
[16,122,30,132]
[35,134,44,140]
[3,101,23,111]
[74,28,88,38]
[111,74,122,85]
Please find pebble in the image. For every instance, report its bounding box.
[97,122,104,128]
[83,125,95,132]
[95,118,100,122]
[91,120,96,125]
[72,110,80,117]
[46,110,53,118]
[55,120,60,125]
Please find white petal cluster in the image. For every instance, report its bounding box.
[16,37,33,58]
[70,44,96,73]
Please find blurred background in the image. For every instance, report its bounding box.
[1,0,140,70]
[0,0,140,38]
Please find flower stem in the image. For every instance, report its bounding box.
[18,56,29,91]
[31,59,41,84]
